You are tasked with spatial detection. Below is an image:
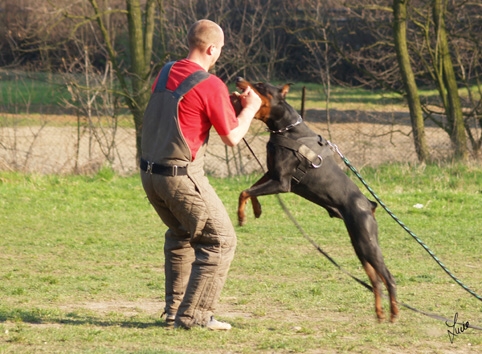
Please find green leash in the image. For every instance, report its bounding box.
[327,140,482,302]
[243,137,482,328]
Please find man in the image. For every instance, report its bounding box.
[140,19,261,330]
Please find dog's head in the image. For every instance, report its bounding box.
[230,78,292,124]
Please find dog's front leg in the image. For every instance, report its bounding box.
[238,176,291,226]
[238,174,269,226]
[248,174,271,220]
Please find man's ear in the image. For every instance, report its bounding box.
[206,44,216,55]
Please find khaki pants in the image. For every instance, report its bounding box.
[141,167,236,328]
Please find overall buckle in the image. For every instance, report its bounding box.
[146,161,154,174]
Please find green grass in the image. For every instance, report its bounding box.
[229,80,481,113]
[0,112,135,129]
[0,164,481,353]
[281,83,481,112]
[0,71,69,108]
[283,83,406,112]
[229,81,407,112]
[2,70,480,122]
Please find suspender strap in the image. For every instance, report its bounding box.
[154,61,175,93]
[173,70,210,99]
[153,61,210,97]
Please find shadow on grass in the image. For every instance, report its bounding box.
[0,307,170,329]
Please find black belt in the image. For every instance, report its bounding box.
[140,158,188,176]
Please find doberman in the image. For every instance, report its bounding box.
[232,79,399,322]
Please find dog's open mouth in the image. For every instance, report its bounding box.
[230,78,271,122]
[235,77,250,91]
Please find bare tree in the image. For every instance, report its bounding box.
[61,45,121,171]
[409,0,481,159]
[393,0,429,162]
[3,0,481,166]
[334,0,480,161]
[92,0,159,161]
[451,2,482,157]
[281,2,329,136]
[432,0,467,160]
[39,0,163,161]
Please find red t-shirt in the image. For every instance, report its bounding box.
[151,59,238,160]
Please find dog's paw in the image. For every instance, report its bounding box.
[251,197,262,219]
[238,215,247,226]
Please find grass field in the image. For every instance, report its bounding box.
[2,69,478,115]
[0,163,481,353]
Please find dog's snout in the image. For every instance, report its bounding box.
[235,77,251,92]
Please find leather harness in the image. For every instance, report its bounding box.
[268,133,333,184]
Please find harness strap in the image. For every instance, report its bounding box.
[269,135,320,162]
[269,134,328,184]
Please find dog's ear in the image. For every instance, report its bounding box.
[280,83,292,99]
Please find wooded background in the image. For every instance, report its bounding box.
[1,0,481,174]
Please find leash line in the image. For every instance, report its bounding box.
[327,141,482,303]
[242,138,482,329]
[275,194,482,330]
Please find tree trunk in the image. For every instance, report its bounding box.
[393,0,430,163]
[89,0,158,163]
[432,0,468,160]
[126,0,155,162]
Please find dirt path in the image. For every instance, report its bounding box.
[0,112,460,176]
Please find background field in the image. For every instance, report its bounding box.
[0,74,472,176]
[0,164,481,353]
[1,73,481,352]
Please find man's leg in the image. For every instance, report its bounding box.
[141,171,236,329]
[174,175,237,329]
[141,173,195,323]
[164,228,194,322]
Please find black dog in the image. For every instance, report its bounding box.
[233,79,399,322]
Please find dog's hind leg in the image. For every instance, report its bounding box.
[348,226,386,322]
[362,211,399,322]
[378,268,399,322]
[362,262,385,322]
[364,258,399,322]
[344,203,398,322]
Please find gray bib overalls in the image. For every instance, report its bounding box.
[140,62,237,328]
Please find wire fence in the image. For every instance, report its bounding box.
[2,104,480,177]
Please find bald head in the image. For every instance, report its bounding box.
[187,20,224,51]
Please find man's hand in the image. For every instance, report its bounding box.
[222,86,262,146]
[230,86,261,116]
[239,86,261,115]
